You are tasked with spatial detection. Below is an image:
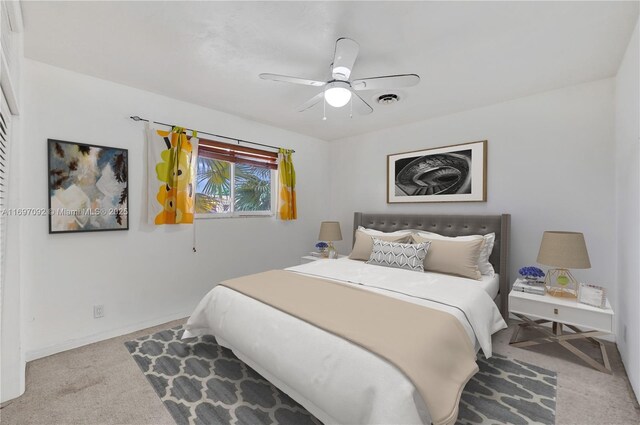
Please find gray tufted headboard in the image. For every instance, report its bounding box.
[353,212,511,318]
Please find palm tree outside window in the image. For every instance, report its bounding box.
[195,140,277,217]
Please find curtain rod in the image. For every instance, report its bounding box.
[129,116,294,153]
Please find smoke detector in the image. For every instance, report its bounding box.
[377,93,400,105]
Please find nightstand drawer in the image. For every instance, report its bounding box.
[510,294,613,333]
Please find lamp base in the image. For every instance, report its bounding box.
[546,286,577,298]
[327,241,338,259]
[545,268,578,298]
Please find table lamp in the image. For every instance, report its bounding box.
[319,221,342,259]
[537,231,591,298]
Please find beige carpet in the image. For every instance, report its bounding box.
[1,319,638,425]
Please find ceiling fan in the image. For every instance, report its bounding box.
[259,38,420,118]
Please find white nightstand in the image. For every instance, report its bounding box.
[300,254,346,265]
[509,286,614,374]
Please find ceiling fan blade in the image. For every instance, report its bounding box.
[332,38,359,80]
[260,73,326,87]
[350,90,373,115]
[298,91,325,112]
[351,74,420,91]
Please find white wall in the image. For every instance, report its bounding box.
[19,60,330,360]
[329,79,617,309]
[614,18,639,402]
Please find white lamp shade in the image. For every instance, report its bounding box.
[318,221,342,241]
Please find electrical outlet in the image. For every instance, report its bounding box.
[93,305,105,319]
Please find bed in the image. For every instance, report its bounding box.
[184,212,511,425]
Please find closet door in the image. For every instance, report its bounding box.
[0,91,11,300]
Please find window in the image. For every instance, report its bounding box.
[195,139,277,217]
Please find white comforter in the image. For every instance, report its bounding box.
[184,258,507,425]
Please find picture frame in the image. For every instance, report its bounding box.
[48,139,129,234]
[387,140,487,203]
[578,283,607,309]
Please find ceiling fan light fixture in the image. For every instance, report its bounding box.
[324,82,352,108]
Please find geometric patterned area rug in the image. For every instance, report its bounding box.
[457,352,556,425]
[125,326,556,425]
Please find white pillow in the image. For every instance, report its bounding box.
[413,231,496,276]
[357,226,413,237]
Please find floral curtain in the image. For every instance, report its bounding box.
[147,124,199,225]
[277,148,297,220]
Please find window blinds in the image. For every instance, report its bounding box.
[198,138,278,170]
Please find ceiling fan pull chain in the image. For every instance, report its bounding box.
[350,96,353,119]
[323,96,327,121]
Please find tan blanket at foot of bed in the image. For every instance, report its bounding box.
[221,269,478,425]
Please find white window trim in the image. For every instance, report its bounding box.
[195,167,277,219]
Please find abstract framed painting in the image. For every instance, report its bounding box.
[387,140,487,203]
[48,139,129,233]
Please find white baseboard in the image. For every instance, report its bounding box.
[25,310,191,362]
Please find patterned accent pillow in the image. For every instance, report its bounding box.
[366,238,430,272]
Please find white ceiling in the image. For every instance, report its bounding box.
[23,1,639,141]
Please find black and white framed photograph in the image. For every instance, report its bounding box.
[387,140,487,203]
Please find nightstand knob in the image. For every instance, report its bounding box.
[554,308,559,315]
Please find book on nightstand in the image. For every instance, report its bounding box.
[513,278,546,295]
